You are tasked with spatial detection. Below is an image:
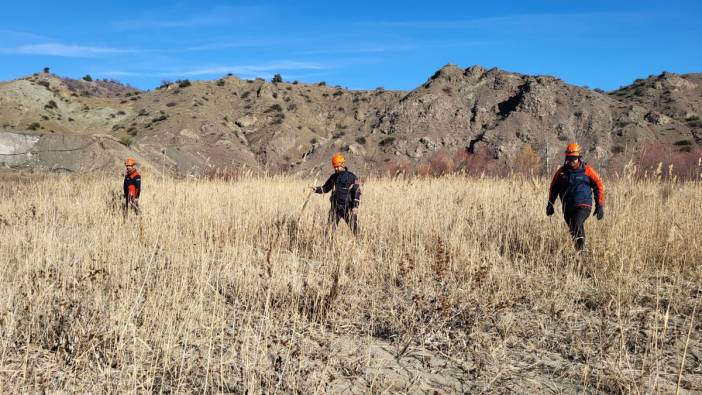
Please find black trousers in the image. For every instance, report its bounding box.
[328,208,359,236]
[563,206,590,250]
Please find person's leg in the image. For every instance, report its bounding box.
[571,207,590,251]
[344,210,359,236]
[563,207,575,238]
[324,208,340,238]
[564,207,583,250]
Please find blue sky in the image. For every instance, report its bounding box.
[1,1,700,91]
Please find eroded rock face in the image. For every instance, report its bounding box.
[0,67,699,174]
[0,132,40,167]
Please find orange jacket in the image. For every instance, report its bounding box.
[549,163,604,209]
[124,170,141,199]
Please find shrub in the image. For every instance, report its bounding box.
[176,79,191,88]
[44,100,58,110]
[264,104,283,113]
[28,122,41,131]
[271,74,283,84]
[513,143,543,175]
[638,141,702,180]
[318,81,326,86]
[379,137,395,147]
[82,74,93,82]
[272,114,285,125]
[43,67,50,74]
[383,158,413,176]
[427,150,455,175]
[416,162,431,177]
[454,146,497,176]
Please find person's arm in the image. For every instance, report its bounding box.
[132,174,141,198]
[585,165,604,207]
[350,178,361,209]
[548,166,563,205]
[315,174,335,194]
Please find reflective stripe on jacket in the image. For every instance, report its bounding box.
[315,169,361,211]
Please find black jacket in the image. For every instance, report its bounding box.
[315,169,361,211]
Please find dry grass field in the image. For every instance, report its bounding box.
[0,171,700,393]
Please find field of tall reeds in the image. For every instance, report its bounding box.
[0,171,700,393]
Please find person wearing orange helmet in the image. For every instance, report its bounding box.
[546,143,604,251]
[123,157,141,215]
[311,153,361,235]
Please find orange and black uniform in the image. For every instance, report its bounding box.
[548,163,604,250]
[123,169,141,208]
[315,168,361,235]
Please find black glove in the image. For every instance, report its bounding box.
[546,202,555,216]
[594,206,604,220]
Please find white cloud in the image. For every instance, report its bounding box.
[8,43,133,57]
[112,5,264,30]
[360,12,649,30]
[160,61,326,77]
[99,71,143,77]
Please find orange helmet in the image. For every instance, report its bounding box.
[124,157,137,166]
[564,143,581,157]
[331,153,345,168]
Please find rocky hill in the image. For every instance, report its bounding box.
[0,66,700,175]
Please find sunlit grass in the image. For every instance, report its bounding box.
[0,173,700,393]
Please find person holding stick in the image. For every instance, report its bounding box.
[311,153,361,236]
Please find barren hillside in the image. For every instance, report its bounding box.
[0,66,700,175]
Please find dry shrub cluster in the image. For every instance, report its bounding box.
[386,141,702,181]
[386,147,499,177]
[0,174,700,393]
[637,141,702,180]
[386,144,543,178]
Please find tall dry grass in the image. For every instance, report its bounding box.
[0,172,700,393]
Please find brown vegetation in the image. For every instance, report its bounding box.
[0,173,700,392]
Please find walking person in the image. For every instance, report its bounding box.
[123,157,141,216]
[311,153,361,236]
[546,143,604,251]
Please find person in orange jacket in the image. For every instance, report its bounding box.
[546,143,604,251]
[123,157,141,215]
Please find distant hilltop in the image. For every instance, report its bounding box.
[1,65,700,176]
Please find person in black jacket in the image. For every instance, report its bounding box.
[312,153,361,235]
